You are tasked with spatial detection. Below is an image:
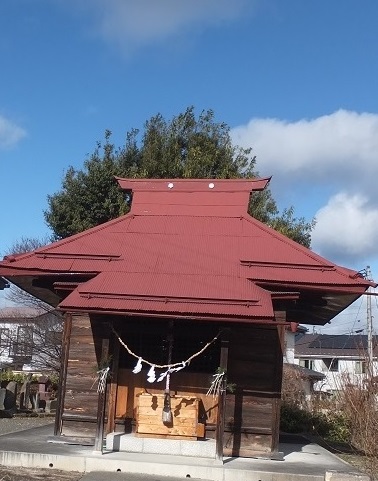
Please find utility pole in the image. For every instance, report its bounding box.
[365,266,373,371]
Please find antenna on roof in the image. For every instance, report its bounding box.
[366,266,374,370]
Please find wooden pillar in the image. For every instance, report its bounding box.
[271,323,285,454]
[54,312,72,436]
[106,335,120,435]
[215,330,230,462]
[94,338,110,452]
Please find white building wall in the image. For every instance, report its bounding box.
[0,322,18,367]
[294,356,378,393]
[0,320,44,372]
[284,329,296,364]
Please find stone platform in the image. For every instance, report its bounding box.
[106,432,216,458]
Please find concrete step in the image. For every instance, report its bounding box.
[106,433,216,458]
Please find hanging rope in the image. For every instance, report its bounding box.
[111,326,223,370]
[162,327,173,424]
[97,366,110,393]
[206,370,226,398]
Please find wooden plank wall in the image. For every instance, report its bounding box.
[224,325,283,457]
[61,313,105,438]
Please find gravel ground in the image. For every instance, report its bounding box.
[0,416,83,481]
[0,415,54,436]
[0,467,83,481]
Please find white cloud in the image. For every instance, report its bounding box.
[231,110,378,266]
[78,0,253,53]
[0,115,27,149]
[311,193,378,264]
[232,110,378,190]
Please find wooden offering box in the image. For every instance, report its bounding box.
[136,393,199,439]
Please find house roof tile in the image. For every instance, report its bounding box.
[295,333,378,357]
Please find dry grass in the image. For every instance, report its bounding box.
[281,362,378,480]
[335,371,378,480]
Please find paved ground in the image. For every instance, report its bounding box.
[0,416,370,481]
[0,466,206,481]
[0,415,53,436]
[0,416,82,481]
[80,474,207,481]
[0,418,211,480]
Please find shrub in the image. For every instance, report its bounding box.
[312,411,351,444]
[0,371,33,384]
[280,402,351,444]
[280,403,313,433]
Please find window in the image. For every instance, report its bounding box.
[299,359,314,370]
[355,360,366,374]
[13,326,33,357]
[0,328,10,355]
[323,358,339,372]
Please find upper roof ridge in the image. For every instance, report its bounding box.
[116,177,271,192]
[116,177,271,217]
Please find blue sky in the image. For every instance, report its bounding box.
[1,0,378,332]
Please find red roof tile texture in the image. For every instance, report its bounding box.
[0,178,373,323]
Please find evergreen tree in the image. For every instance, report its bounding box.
[44,107,315,246]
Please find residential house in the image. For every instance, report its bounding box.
[284,323,308,364]
[0,177,374,460]
[294,333,378,393]
[283,324,325,403]
[0,306,62,374]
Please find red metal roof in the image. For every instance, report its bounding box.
[59,271,273,322]
[0,178,373,324]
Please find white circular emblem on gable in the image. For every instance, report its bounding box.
[168,182,174,189]
[209,183,215,189]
